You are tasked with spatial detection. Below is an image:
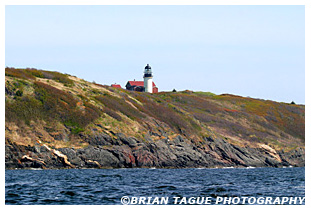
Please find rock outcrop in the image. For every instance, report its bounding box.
[5,134,304,169]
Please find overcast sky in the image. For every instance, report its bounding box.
[5,5,305,104]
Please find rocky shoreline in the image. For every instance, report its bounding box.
[5,68,305,170]
[5,133,304,170]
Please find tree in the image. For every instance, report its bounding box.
[291,101,296,105]
[172,89,177,92]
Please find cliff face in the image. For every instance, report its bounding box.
[5,68,305,169]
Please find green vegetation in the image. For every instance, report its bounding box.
[5,67,305,151]
[95,94,144,121]
[194,91,216,97]
[5,67,73,85]
[6,77,101,133]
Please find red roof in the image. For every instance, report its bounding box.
[128,81,156,87]
[111,84,122,88]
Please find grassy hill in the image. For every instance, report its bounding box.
[5,67,305,168]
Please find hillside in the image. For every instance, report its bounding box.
[5,67,305,169]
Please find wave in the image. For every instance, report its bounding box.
[246,166,256,169]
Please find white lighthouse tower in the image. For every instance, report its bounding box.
[143,64,153,93]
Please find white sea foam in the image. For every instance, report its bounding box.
[222,166,235,169]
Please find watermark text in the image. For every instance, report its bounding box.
[120,196,305,205]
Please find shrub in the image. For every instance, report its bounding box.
[5,67,36,80]
[27,69,44,78]
[138,96,200,135]
[15,90,23,97]
[103,107,123,121]
[194,91,216,97]
[95,94,144,120]
[6,81,101,134]
[5,96,44,124]
[5,67,74,85]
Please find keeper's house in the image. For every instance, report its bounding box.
[125,64,158,93]
[125,80,158,93]
[111,64,158,93]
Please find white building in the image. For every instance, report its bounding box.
[143,64,153,93]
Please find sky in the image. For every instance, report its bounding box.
[5,5,305,104]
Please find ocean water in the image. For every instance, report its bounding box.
[5,167,305,205]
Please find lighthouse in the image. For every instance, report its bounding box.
[125,64,158,93]
[143,64,153,93]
